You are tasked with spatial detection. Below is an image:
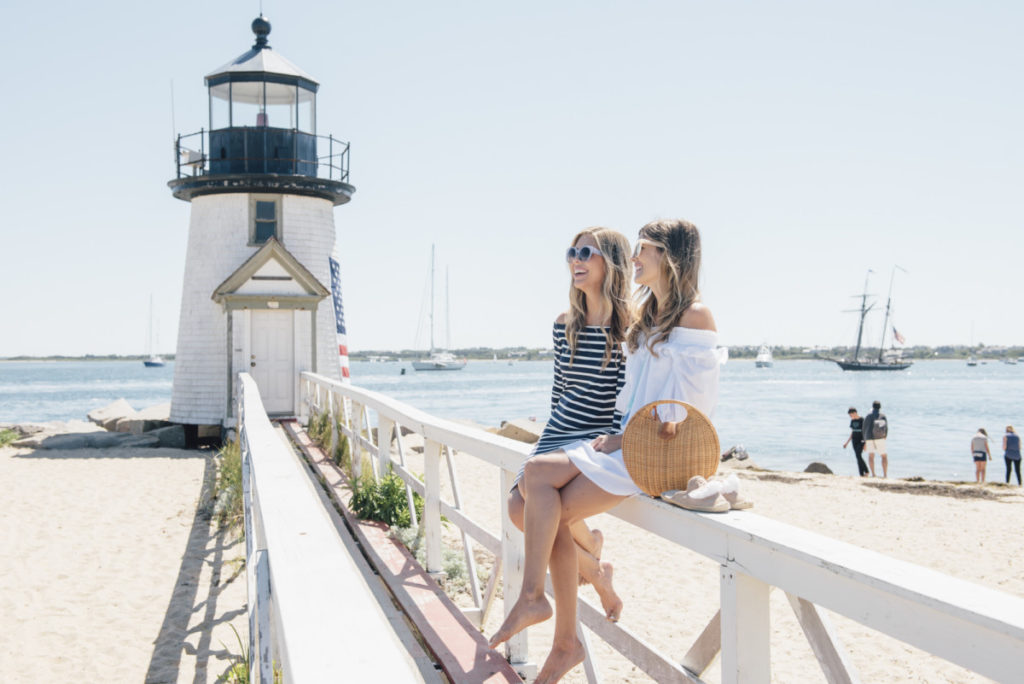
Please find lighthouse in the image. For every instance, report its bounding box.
[169,16,354,437]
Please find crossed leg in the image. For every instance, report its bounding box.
[490,451,626,683]
[507,486,622,620]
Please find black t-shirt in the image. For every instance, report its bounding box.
[850,417,864,444]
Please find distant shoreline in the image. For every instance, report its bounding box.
[0,355,176,363]
[4,344,1020,363]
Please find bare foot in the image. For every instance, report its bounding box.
[535,639,585,684]
[593,561,623,622]
[577,528,604,586]
[488,596,552,649]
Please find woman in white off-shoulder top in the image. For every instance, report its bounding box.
[489,219,726,683]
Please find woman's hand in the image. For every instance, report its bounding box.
[592,434,623,453]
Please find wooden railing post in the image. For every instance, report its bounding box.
[499,467,532,677]
[378,417,395,474]
[424,438,443,575]
[721,566,771,684]
[327,390,338,458]
[351,401,365,479]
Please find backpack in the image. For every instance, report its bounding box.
[871,415,888,439]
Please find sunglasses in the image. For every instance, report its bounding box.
[565,245,603,262]
[632,239,662,258]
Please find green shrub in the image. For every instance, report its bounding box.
[307,409,331,443]
[333,428,351,471]
[213,438,244,531]
[349,467,423,528]
[0,429,17,448]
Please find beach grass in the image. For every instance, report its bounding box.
[213,438,244,531]
[0,429,16,448]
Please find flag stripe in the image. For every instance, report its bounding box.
[329,256,351,384]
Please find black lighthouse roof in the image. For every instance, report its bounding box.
[205,16,319,92]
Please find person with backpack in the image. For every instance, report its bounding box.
[862,400,889,477]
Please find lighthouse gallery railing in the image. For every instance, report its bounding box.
[174,128,350,182]
[294,371,1024,683]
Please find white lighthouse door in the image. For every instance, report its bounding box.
[250,310,294,415]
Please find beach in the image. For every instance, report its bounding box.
[3,417,1022,684]
[0,435,247,683]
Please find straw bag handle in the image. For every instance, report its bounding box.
[643,400,689,441]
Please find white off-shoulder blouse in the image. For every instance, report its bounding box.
[564,327,728,496]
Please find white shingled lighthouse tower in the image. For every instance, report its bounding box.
[168,16,354,439]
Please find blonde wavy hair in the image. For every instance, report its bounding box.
[626,219,702,354]
[564,227,632,369]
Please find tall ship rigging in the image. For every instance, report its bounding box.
[830,267,912,372]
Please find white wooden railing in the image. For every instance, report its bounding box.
[236,373,424,682]
[299,371,1024,683]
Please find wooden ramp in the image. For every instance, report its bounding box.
[281,420,522,684]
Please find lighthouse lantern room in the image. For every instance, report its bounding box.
[169,16,354,438]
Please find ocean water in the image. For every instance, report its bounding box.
[2,358,1021,482]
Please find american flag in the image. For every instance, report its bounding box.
[328,256,350,382]
[892,327,906,345]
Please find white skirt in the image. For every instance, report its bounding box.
[562,439,642,497]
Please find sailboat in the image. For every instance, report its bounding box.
[830,267,912,372]
[413,246,466,371]
[755,344,773,368]
[967,322,978,366]
[143,295,165,368]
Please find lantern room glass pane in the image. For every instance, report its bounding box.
[264,82,296,129]
[232,81,265,127]
[297,88,315,133]
[210,83,231,129]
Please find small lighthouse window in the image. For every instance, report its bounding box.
[252,199,279,244]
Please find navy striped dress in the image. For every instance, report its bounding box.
[530,322,626,456]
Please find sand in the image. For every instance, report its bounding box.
[394,441,1024,684]
[0,441,248,683]
[4,420,1022,684]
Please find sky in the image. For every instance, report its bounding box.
[1,1,1021,356]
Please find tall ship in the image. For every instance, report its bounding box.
[830,267,912,372]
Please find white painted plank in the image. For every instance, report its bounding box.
[785,593,860,684]
[424,439,443,574]
[239,375,423,681]
[720,568,770,684]
[681,610,720,676]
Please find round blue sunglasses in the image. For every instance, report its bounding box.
[565,245,603,263]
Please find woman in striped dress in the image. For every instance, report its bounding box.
[506,226,632,623]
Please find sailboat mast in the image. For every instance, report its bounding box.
[445,266,451,351]
[853,270,872,361]
[429,244,436,352]
[877,265,905,362]
[147,294,154,355]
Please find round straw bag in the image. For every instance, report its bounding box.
[622,400,720,497]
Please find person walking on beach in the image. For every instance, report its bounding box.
[972,428,991,483]
[862,400,889,477]
[843,407,869,476]
[489,219,725,683]
[506,227,632,623]
[1001,426,1020,485]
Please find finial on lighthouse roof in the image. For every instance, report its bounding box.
[252,15,271,49]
